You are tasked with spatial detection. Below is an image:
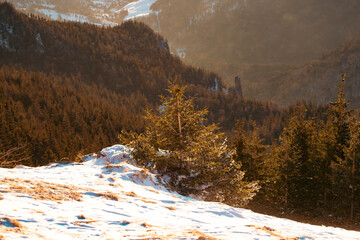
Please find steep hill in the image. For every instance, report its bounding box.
[1,144,360,239]
[0,2,221,101]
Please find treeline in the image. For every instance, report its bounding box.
[0,66,145,166]
[235,75,360,221]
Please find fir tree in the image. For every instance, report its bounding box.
[268,106,320,209]
[325,74,353,213]
[120,82,259,206]
[345,120,360,220]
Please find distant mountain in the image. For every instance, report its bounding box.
[142,0,360,67]
[0,0,157,25]
[243,38,360,108]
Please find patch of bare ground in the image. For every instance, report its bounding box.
[94,191,122,201]
[0,193,3,200]
[0,178,81,201]
[166,206,176,211]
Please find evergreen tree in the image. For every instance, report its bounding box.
[325,74,353,213]
[233,121,266,183]
[120,82,259,206]
[267,106,320,210]
[344,120,360,220]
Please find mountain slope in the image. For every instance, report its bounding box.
[141,0,360,67]
[1,144,360,239]
[0,2,219,100]
[242,38,360,108]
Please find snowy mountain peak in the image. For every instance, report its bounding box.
[1,144,360,239]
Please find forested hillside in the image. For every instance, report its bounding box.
[0,3,318,166]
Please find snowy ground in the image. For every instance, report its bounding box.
[1,145,360,239]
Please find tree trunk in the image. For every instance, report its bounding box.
[177,96,183,163]
[285,175,288,211]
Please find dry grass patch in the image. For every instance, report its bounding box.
[167,206,176,211]
[124,191,139,198]
[247,225,300,240]
[141,222,152,228]
[187,229,220,240]
[0,193,3,200]
[99,174,104,178]
[147,188,160,194]
[109,183,123,187]
[141,199,157,204]
[33,210,44,214]
[95,191,122,201]
[74,220,96,226]
[1,217,24,229]
[0,178,82,201]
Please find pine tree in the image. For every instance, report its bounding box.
[233,121,266,183]
[325,74,353,214]
[267,106,320,210]
[120,82,259,206]
[344,120,360,220]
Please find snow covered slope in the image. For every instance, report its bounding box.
[121,0,158,20]
[1,145,360,239]
[3,0,158,25]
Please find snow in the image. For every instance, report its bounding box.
[176,48,186,58]
[1,144,360,239]
[120,0,158,20]
[0,22,14,50]
[35,9,89,23]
